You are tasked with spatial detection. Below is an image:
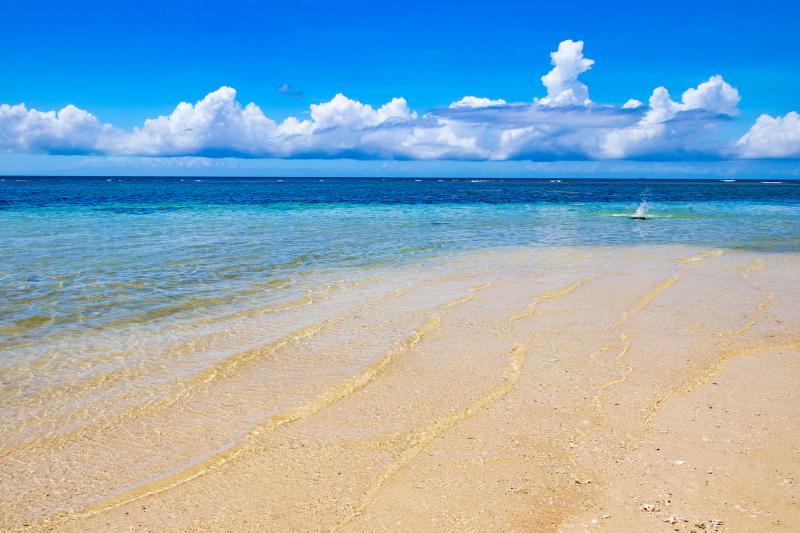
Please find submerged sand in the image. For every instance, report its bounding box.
[1,245,799,532]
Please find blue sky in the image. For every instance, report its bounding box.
[1,0,799,176]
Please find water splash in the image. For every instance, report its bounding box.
[632,200,649,219]
[631,189,651,219]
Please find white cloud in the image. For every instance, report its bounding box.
[449,96,508,109]
[119,86,277,156]
[681,74,740,116]
[597,76,741,159]
[104,89,418,158]
[0,103,107,154]
[536,40,594,106]
[394,120,486,160]
[0,40,784,162]
[599,88,677,158]
[737,112,800,158]
[309,93,416,129]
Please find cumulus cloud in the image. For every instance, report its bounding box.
[0,103,108,154]
[681,74,740,116]
[119,87,278,156]
[597,76,742,159]
[737,112,800,158]
[536,40,594,106]
[449,96,508,109]
[309,93,416,129]
[0,39,787,161]
[106,89,423,158]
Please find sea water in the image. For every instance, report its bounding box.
[2,177,798,349]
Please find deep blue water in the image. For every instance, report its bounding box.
[2,177,799,207]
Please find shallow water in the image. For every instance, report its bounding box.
[2,178,798,346]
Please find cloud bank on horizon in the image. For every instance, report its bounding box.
[1,40,798,161]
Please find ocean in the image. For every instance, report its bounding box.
[2,177,798,345]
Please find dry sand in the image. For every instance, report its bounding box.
[2,245,798,532]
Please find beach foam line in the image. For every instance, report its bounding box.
[169,275,488,362]
[730,261,775,335]
[557,274,681,455]
[555,333,633,455]
[677,248,724,264]
[0,293,320,384]
[0,279,423,455]
[0,294,239,349]
[613,276,678,327]
[442,283,491,308]
[591,275,684,415]
[514,274,685,500]
[0,273,396,387]
[341,276,598,526]
[335,344,528,530]
[643,261,781,431]
[530,272,689,495]
[729,292,774,336]
[194,275,388,327]
[591,333,632,406]
[46,286,487,525]
[0,275,465,453]
[550,258,790,532]
[0,313,320,432]
[60,317,443,521]
[741,260,765,278]
[0,321,327,459]
[508,276,596,322]
[2,268,500,458]
[644,339,800,432]
[170,281,487,396]
[195,293,318,326]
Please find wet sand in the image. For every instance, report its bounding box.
[1,245,799,532]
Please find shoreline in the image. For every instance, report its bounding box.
[1,244,798,531]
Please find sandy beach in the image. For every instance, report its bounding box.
[0,244,796,532]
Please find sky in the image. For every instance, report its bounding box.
[1,0,799,177]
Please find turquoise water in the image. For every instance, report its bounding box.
[1,177,798,348]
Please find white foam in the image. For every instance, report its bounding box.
[633,200,649,218]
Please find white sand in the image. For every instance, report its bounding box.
[2,245,798,532]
